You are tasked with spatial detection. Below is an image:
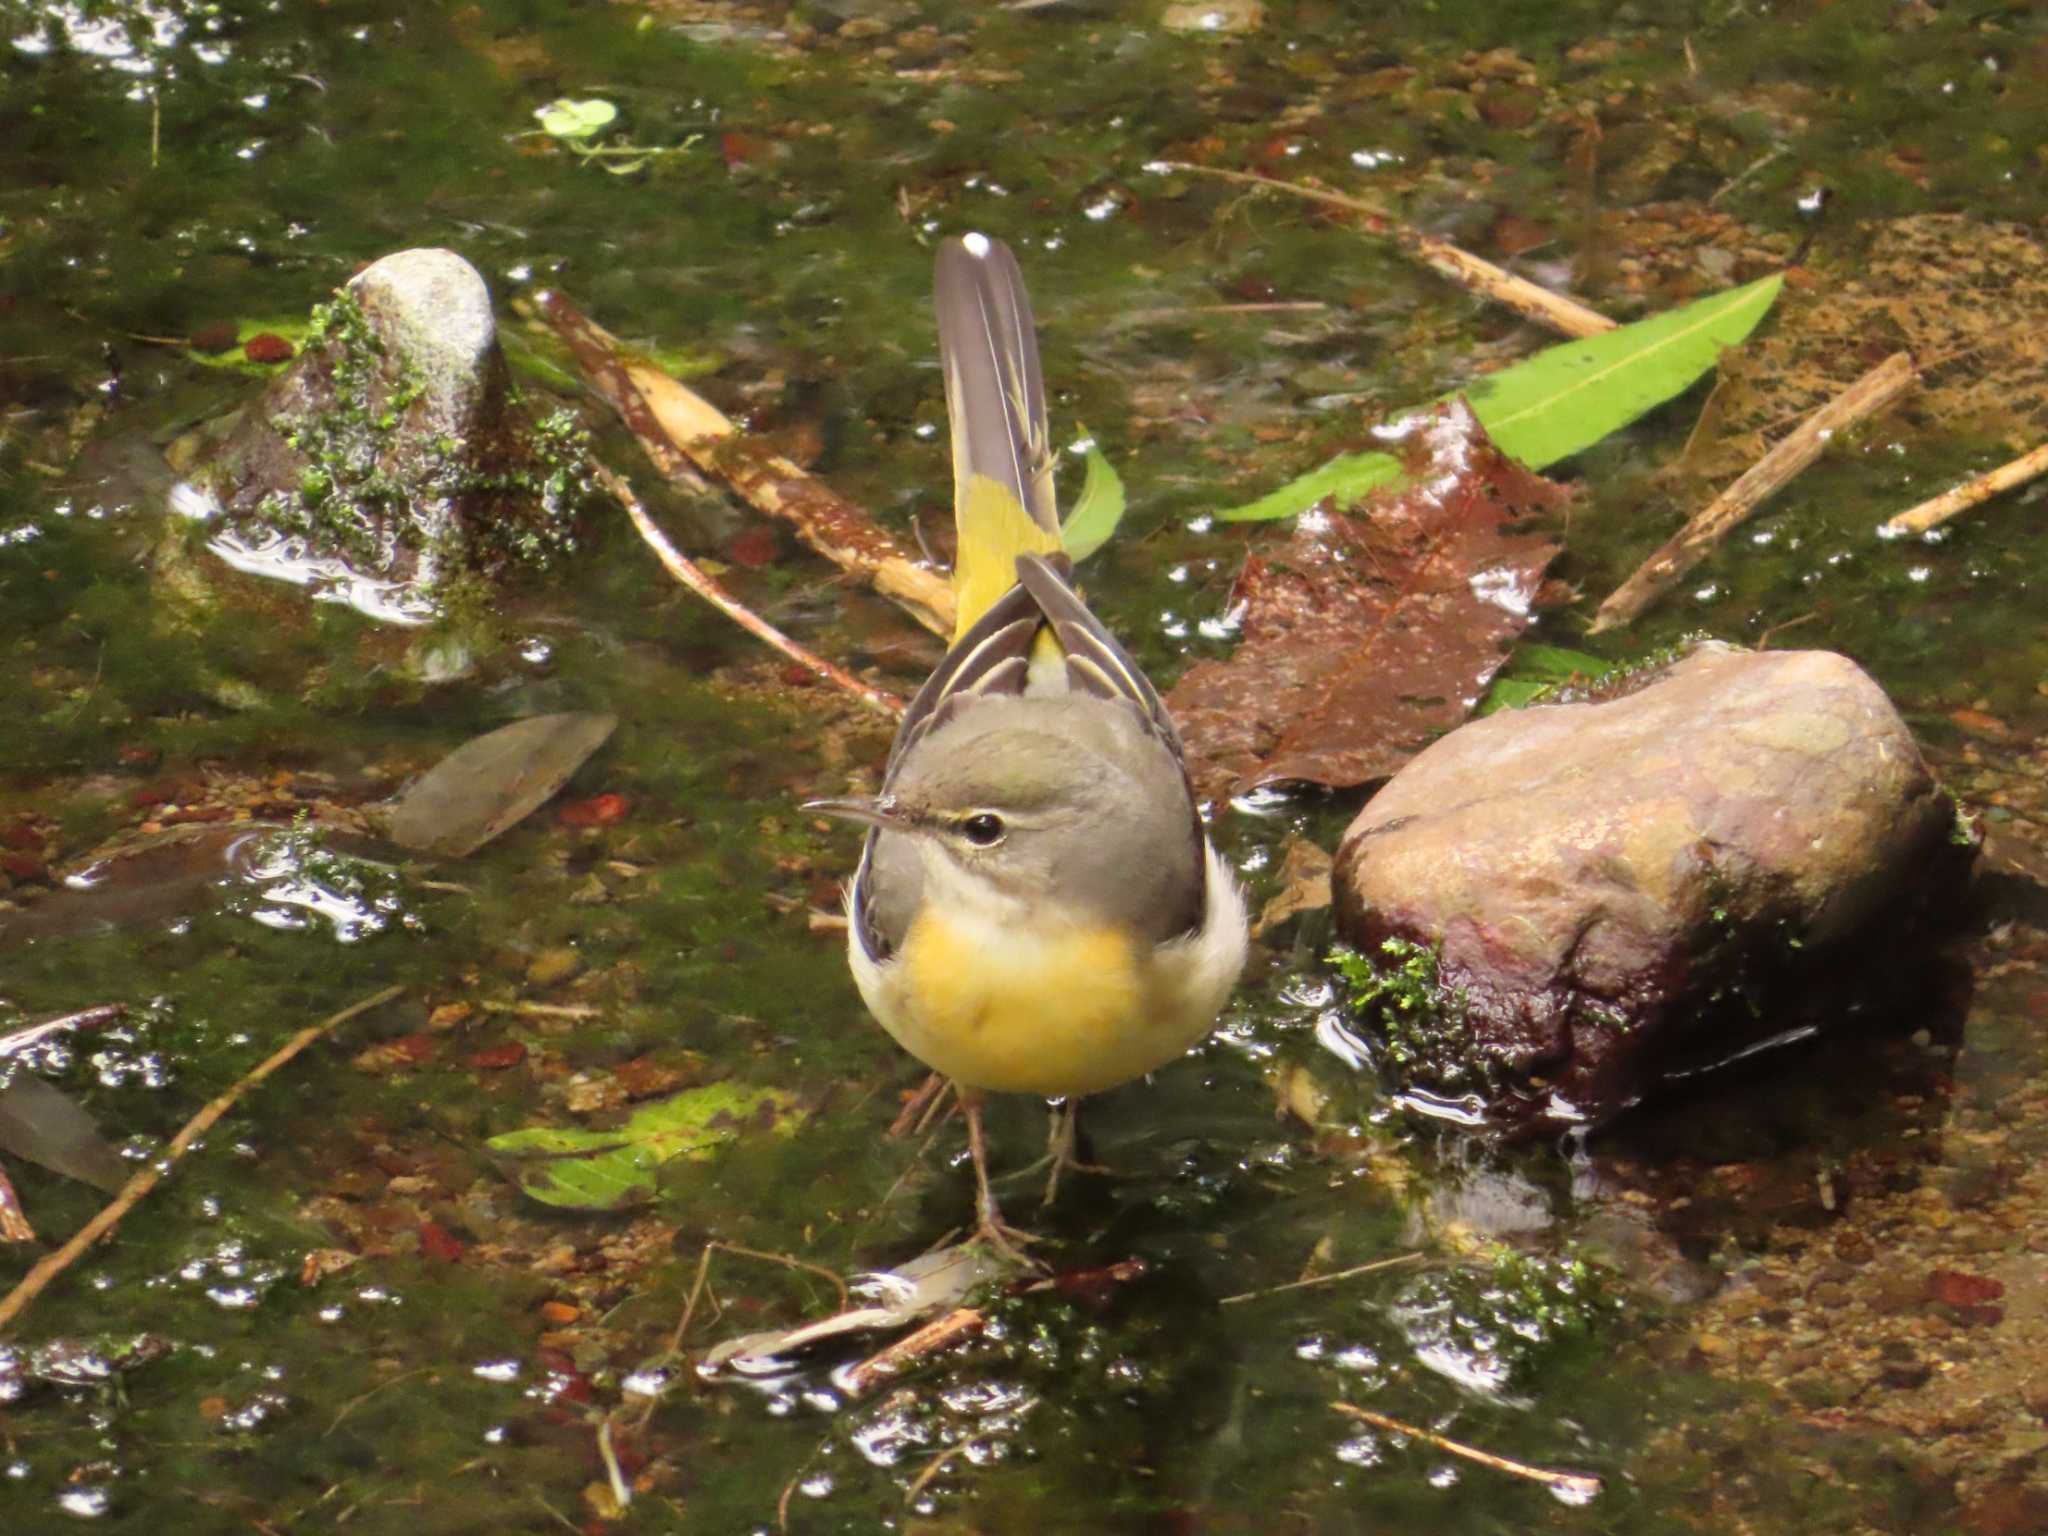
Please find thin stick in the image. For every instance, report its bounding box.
[1115,301,1331,327]
[477,1000,602,1020]
[1590,351,1917,633]
[662,1240,852,1358]
[837,1259,1145,1400]
[592,459,905,719]
[1218,1252,1423,1306]
[0,984,404,1335]
[1709,144,1787,207]
[596,1417,632,1510]
[533,289,955,637]
[326,1366,430,1436]
[1157,162,1615,339]
[0,1003,127,1057]
[903,1444,966,1506]
[837,1305,987,1400]
[1878,440,2048,538]
[887,1071,951,1139]
[1331,1402,1603,1499]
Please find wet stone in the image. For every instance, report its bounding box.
[1333,643,1968,1134]
[174,248,589,626]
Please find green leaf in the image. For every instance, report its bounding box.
[1461,273,1784,469]
[1060,432,1126,563]
[1219,274,1783,521]
[534,97,618,142]
[486,1082,803,1210]
[1476,642,1616,716]
[1215,449,1404,525]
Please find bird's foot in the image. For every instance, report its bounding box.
[969,1203,1049,1272]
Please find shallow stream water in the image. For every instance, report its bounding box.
[4,3,2047,1533]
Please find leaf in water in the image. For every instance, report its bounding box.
[1476,642,1617,716]
[1219,274,1783,521]
[1216,448,1405,526]
[1251,836,1334,939]
[533,97,618,142]
[380,713,618,859]
[1060,432,1125,564]
[1169,401,1567,802]
[1461,272,1783,469]
[485,1083,803,1211]
[0,1072,128,1192]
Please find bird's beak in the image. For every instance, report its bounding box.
[802,794,908,833]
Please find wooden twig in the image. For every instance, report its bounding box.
[886,1071,952,1139]
[1114,301,1331,327]
[533,289,955,637]
[477,1000,602,1020]
[1331,1403,1603,1500]
[0,984,404,1335]
[1218,1251,1423,1306]
[596,1417,632,1511]
[837,1259,1145,1400]
[0,1003,127,1057]
[1878,440,2048,538]
[903,1444,967,1506]
[591,459,905,719]
[837,1305,989,1399]
[1590,351,1917,634]
[1157,162,1616,339]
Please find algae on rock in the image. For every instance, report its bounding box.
[174,248,594,629]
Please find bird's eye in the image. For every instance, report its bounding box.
[960,812,1006,847]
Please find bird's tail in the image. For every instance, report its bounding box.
[934,233,1066,644]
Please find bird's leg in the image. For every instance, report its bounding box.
[960,1087,1045,1268]
[1040,1096,1113,1209]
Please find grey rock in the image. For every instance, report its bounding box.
[1332,644,1968,1134]
[173,248,586,626]
[347,249,498,440]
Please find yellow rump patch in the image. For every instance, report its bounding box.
[951,473,1065,643]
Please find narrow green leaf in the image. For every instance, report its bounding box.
[1462,273,1784,469]
[1216,449,1403,524]
[1219,274,1783,521]
[1060,434,1126,564]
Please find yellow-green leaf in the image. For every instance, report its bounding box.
[1060,432,1126,564]
[1220,274,1783,521]
[486,1083,803,1210]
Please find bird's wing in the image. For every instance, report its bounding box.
[1014,553,1188,770]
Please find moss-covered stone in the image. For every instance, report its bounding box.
[184,250,595,627]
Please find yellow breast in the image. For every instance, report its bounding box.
[873,907,1191,1097]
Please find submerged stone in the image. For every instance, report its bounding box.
[173,248,590,627]
[1332,643,1970,1134]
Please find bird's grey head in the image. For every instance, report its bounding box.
[811,695,1206,943]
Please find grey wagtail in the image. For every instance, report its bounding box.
[807,233,1249,1257]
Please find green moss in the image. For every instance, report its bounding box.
[1329,937,1490,1092]
[247,292,594,611]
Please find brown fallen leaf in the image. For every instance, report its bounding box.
[378,712,618,860]
[1169,400,1567,802]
